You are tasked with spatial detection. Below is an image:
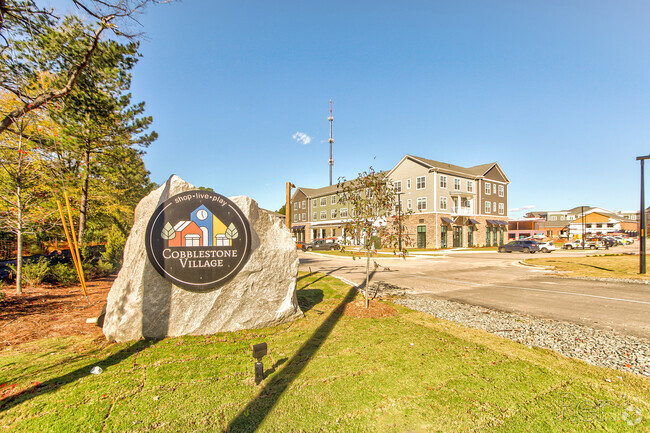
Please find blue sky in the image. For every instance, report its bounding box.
[53,1,650,214]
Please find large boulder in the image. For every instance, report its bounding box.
[103,175,302,343]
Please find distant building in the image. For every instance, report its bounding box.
[522,206,639,239]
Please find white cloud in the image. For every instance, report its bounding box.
[292,132,312,145]
[509,205,536,213]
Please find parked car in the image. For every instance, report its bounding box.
[498,240,540,253]
[564,239,603,249]
[614,236,633,245]
[536,241,557,253]
[301,238,341,252]
[563,240,583,249]
[600,237,617,247]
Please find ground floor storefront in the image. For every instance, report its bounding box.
[402,214,508,249]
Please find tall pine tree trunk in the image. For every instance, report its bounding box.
[78,149,90,243]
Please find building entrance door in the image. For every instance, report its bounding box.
[417,225,426,248]
[441,226,447,248]
[453,226,463,247]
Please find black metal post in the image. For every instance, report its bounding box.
[581,206,585,249]
[637,156,650,273]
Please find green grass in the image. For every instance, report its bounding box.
[0,273,648,432]
[526,254,650,280]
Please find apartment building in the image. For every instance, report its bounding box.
[289,154,509,249]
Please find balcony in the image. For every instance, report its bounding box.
[451,206,474,216]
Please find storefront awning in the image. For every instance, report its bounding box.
[441,217,453,224]
[468,218,480,225]
[291,225,305,230]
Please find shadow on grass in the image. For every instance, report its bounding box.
[226,273,374,432]
[0,339,157,413]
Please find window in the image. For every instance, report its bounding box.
[485,183,491,195]
[439,175,447,188]
[331,195,337,205]
[550,216,557,221]
[312,199,317,207]
[406,179,411,189]
[607,223,614,228]
[439,197,447,210]
[596,223,602,228]
[320,197,327,206]
[485,201,492,213]
[417,176,426,189]
[293,202,297,210]
[313,212,317,220]
[454,178,461,191]
[320,211,326,220]
[293,214,297,222]
[331,209,337,218]
[498,203,504,215]
[498,185,504,197]
[340,208,348,218]
[302,213,306,221]
[407,199,412,210]
[394,181,402,193]
[467,181,473,192]
[417,197,427,211]
[493,202,497,213]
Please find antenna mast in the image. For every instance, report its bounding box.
[328,100,334,186]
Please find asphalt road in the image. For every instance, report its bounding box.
[298,243,650,339]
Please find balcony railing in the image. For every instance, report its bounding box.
[451,207,474,215]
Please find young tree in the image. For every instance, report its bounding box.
[0,92,56,293]
[337,167,412,308]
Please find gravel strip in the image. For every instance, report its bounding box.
[394,295,650,377]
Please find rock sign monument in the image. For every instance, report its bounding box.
[103,175,302,343]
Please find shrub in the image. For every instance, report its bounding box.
[49,263,78,285]
[101,225,126,271]
[84,260,114,279]
[8,257,50,287]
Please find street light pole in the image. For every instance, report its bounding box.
[581,206,585,250]
[636,155,650,274]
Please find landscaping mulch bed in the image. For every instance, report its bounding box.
[341,299,397,318]
[0,277,113,346]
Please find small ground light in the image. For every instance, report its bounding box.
[252,342,267,385]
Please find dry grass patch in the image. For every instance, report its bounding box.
[526,254,650,280]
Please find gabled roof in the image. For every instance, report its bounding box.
[388,154,509,182]
[292,172,388,199]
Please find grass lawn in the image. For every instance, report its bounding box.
[526,254,650,280]
[1,273,648,432]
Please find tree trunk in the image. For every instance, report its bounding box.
[16,223,23,295]
[15,136,23,294]
[78,149,90,243]
[365,243,370,308]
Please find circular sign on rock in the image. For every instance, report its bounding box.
[145,190,252,292]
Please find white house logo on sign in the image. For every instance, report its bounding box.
[145,190,252,292]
